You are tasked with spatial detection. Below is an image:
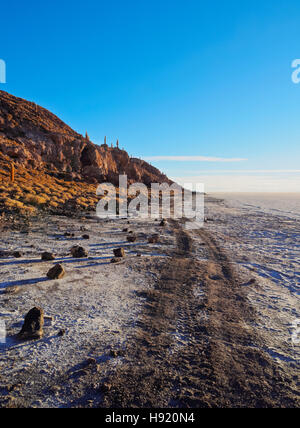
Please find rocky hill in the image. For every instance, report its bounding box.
[0,91,171,216]
[0,90,170,185]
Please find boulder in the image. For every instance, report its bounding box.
[113,248,125,258]
[71,246,88,258]
[47,264,65,280]
[41,252,55,261]
[17,307,44,340]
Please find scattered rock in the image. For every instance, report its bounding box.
[58,329,66,337]
[71,246,88,258]
[160,219,167,227]
[101,382,112,392]
[82,234,90,240]
[113,248,125,258]
[41,252,55,261]
[127,235,137,243]
[4,286,20,295]
[111,257,122,264]
[47,264,65,280]
[13,251,22,258]
[110,349,125,358]
[86,357,97,366]
[17,307,44,340]
[122,228,128,232]
[148,234,159,244]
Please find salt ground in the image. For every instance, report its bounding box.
[0,215,176,407]
[205,194,300,371]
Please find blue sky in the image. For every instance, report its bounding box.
[1,0,300,191]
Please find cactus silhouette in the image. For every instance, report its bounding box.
[10,162,15,182]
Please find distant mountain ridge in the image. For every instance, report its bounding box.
[0,90,171,186]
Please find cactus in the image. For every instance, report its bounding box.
[10,162,15,182]
[85,132,90,141]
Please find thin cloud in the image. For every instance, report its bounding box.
[143,156,247,162]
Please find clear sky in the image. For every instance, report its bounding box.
[1,0,300,191]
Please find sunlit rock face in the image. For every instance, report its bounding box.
[0,90,171,186]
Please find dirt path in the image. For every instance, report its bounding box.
[96,222,299,408]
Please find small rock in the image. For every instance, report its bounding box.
[86,357,97,366]
[17,307,44,340]
[47,264,65,280]
[71,246,88,258]
[13,251,22,258]
[111,257,122,264]
[41,252,55,261]
[101,382,112,392]
[110,349,124,358]
[4,285,20,295]
[82,234,90,240]
[127,235,137,243]
[122,228,128,232]
[58,329,66,337]
[160,219,167,227]
[148,234,159,244]
[113,248,125,258]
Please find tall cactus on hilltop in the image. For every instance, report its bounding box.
[10,162,15,182]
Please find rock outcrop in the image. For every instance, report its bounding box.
[0,90,171,186]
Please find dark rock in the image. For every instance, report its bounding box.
[148,234,159,244]
[71,246,88,258]
[127,235,137,243]
[13,251,22,258]
[110,349,125,358]
[58,329,66,337]
[47,264,65,280]
[17,307,44,340]
[113,248,125,258]
[82,234,90,240]
[111,257,122,264]
[86,357,97,366]
[41,252,55,261]
[160,219,167,227]
[101,382,112,392]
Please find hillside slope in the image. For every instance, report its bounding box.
[0,91,171,215]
